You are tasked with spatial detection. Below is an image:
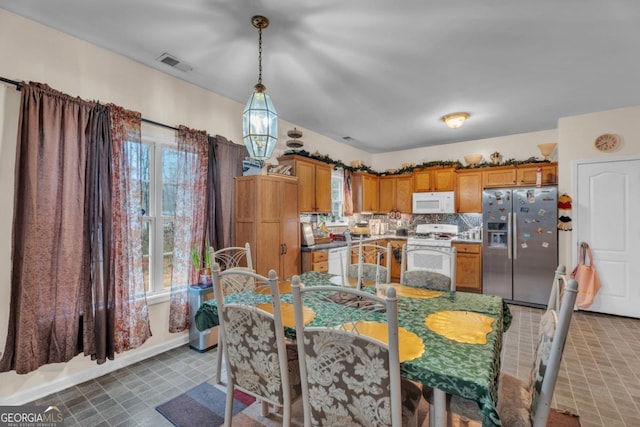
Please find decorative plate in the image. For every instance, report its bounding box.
[594,133,620,152]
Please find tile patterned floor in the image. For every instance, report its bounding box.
[29,304,640,426]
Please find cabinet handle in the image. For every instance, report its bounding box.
[280,244,284,255]
[284,243,288,254]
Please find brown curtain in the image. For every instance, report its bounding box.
[0,83,95,374]
[169,126,209,332]
[109,105,152,351]
[85,104,115,363]
[208,135,247,250]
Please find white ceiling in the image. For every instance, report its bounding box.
[2,0,640,153]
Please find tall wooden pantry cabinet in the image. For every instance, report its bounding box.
[234,175,300,279]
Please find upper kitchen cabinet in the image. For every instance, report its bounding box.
[234,174,300,279]
[278,154,332,213]
[483,163,558,188]
[482,166,517,188]
[352,171,379,213]
[516,162,558,186]
[413,166,456,192]
[455,169,483,213]
[379,174,413,213]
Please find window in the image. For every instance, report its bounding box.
[139,125,178,294]
[331,169,344,220]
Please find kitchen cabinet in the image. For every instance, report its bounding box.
[483,163,558,188]
[352,172,379,213]
[482,166,517,188]
[302,250,328,273]
[234,175,300,279]
[413,166,456,192]
[453,242,482,293]
[387,239,405,282]
[455,169,483,213]
[277,154,332,213]
[378,174,413,213]
[516,163,557,186]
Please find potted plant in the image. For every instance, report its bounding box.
[191,245,212,285]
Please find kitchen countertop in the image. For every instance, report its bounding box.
[301,234,408,251]
[452,238,483,244]
[301,235,482,251]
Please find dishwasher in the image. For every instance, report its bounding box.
[328,246,349,276]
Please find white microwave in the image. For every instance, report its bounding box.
[412,191,455,214]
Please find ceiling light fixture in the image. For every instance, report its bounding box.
[242,15,277,160]
[441,112,470,129]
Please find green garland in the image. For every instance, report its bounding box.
[283,150,550,175]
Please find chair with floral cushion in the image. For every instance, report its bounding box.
[447,279,579,427]
[209,243,253,384]
[291,275,423,427]
[400,244,457,291]
[211,263,300,427]
[345,239,392,287]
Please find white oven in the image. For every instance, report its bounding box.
[406,245,452,273]
[406,224,458,276]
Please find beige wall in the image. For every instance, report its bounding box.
[555,106,640,271]
[370,129,559,171]
[0,9,370,404]
[2,7,640,404]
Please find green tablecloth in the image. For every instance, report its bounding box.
[195,271,511,427]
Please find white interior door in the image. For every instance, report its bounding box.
[574,157,640,318]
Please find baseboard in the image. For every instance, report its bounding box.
[4,334,189,406]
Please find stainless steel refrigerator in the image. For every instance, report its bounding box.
[482,186,558,306]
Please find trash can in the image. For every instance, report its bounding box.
[188,284,218,352]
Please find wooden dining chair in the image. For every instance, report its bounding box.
[400,244,457,291]
[211,264,301,427]
[448,279,579,427]
[291,276,423,426]
[346,239,392,285]
[209,243,253,384]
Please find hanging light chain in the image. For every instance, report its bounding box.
[257,25,263,86]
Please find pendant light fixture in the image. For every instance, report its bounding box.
[242,15,278,160]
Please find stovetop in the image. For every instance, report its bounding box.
[408,224,458,247]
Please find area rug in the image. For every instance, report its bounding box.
[156,381,256,427]
[157,381,580,427]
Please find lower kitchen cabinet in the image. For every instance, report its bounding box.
[234,175,300,278]
[388,239,405,282]
[453,242,482,293]
[302,250,329,273]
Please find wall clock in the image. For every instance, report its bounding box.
[594,133,620,152]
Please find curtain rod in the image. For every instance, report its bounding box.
[0,76,179,132]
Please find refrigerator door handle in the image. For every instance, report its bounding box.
[513,212,518,260]
[507,212,512,260]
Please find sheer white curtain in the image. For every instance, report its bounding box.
[169,126,209,332]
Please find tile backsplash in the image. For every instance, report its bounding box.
[302,212,483,234]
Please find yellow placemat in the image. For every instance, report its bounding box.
[341,321,425,363]
[425,311,495,345]
[386,284,443,299]
[254,280,303,295]
[256,302,315,328]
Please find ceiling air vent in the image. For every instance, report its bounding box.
[156,53,193,72]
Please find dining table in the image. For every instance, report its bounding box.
[195,271,512,427]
